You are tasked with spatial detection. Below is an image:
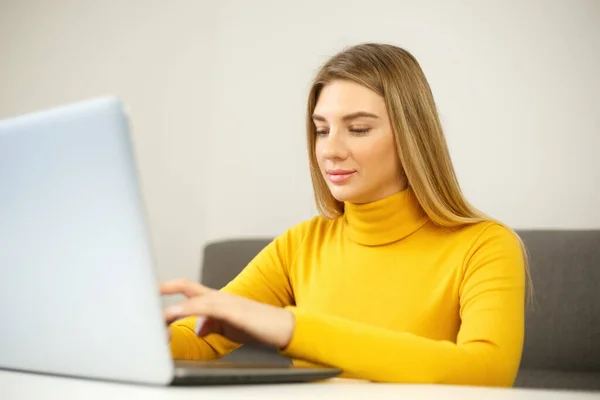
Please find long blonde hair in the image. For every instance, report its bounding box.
[306,43,532,297]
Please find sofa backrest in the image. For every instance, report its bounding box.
[202,238,271,290]
[516,230,600,372]
[201,230,600,372]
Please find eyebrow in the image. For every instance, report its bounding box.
[312,111,380,122]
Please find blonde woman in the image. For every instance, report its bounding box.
[161,43,528,387]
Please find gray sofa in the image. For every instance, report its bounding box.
[200,230,600,390]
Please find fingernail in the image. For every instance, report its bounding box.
[166,306,182,317]
[194,316,207,335]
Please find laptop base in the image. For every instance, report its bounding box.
[172,360,342,385]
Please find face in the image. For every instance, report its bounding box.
[313,80,406,204]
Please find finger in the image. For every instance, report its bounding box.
[164,294,222,323]
[160,279,211,298]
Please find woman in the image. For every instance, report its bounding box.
[161,43,528,386]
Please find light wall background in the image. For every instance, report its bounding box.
[1,0,599,289]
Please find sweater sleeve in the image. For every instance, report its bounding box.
[169,221,308,360]
[279,224,526,386]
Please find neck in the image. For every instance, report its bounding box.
[343,187,429,246]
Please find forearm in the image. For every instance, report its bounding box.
[169,316,239,360]
[281,307,521,386]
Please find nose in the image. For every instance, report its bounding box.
[319,127,349,161]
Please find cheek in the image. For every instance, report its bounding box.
[355,140,398,174]
[383,144,401,173]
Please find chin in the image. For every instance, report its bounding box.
[328,186,364,203]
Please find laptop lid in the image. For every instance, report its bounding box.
[0,98,174,385]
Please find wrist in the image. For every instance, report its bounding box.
[277,308,296,349]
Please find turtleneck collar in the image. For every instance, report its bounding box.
[343,187,429,246]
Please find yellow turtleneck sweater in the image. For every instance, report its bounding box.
[169,188,526,386]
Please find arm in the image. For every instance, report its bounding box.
[280,224,526,386]
[169,222,305,360]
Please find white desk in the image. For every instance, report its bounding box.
[2,370,599,400]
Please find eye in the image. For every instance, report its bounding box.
[314,129,329,136]
[350,127,371,136]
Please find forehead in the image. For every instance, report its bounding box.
[314,80,386,119]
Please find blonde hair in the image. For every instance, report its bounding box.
[306,43,532,298]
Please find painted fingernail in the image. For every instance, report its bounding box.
[194,316,207,335]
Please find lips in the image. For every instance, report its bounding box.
[326,169,356,184]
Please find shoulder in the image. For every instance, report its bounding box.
[277,214,340,244]
[457,221,526,288]
[255,215,339,269]
[425,220,524,261]
[461,221,524,258]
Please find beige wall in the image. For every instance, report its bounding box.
[2,0,599,291]
[0,1,218,289]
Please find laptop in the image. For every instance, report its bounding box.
[0,97,342,386]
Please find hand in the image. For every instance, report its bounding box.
[160,279,295,349]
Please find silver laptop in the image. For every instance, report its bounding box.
[0,97,341,385]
